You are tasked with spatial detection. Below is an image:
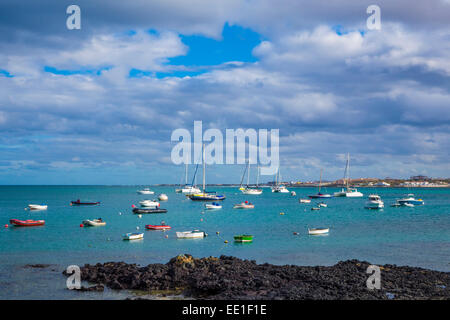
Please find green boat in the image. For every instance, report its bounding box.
[234,234,253,242]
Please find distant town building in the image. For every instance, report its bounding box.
[410,175,429,181]
[376,181,390,186]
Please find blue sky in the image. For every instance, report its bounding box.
[0,0,449,184]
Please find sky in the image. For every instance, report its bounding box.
[0,0,449,184]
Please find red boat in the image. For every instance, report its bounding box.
[9,219,45,227]
[71,199,100,206]
[145,224,171,230]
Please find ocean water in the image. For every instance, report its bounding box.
[0,185,449,299]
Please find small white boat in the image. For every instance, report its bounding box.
[139,200,160,207]
[123,232,144,240]
[82,219,106,227]
[397,194,424,206]
[308,228,329,235]
[176,230,206,239]
[233,202,255,209]
[299,199,311,204]
[365,194,384,209]
[205,202,222,210]
[291,191,296,196]
[137,188,154,195]
[241,188,263,195]
[311,207,320,211]
[333,154,363,197]
[158,194,168,201]
[317,202,327,207]
[272,185,290,193]
[28,204,48,211]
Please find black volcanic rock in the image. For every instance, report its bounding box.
[63,254,450,300]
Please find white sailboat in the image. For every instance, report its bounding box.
[241,162,263,195]
[176,163,201,194]
[271,168,289,193]
[333,153,363,197]
[188,144,225,201]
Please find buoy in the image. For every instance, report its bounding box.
[245,201,248,204]
[119,212,122,215]
[131,205,135,208]
[138,214,142,218]
[280,212,285,215]
[224,240,228,243]
[216,231,220,235]
[79,224,83,227]
[136,226,140,230]
[165,235,169,238]
[293,232,298,235]
[4,224,8,228]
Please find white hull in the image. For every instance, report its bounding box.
[176,231,205,239]
[181,186,201,194]
[123,233,144,240]
[299,199,311,203]
[365,201,384,209]
[138,189,154,195]
[139,200,160,207]
[272,187,290,193]
[308,228,329,235]
[28,204,48,211]
[158,194,168,201]
[83,219,106,226]
[334,189,363,197]
[241,188,263,195]
[205,204,222,210]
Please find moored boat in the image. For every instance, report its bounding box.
[82,219,106,227]
[309,169,332,198]
[234,234,253,242]
[308,228,329,235]
[139,200,160,207]
[158,194,168,201]
[365,194,384,209]
[299,199,311,203]
[132,207,167,214]
[28,204,48,211]
[123,232,144,240]
[317,202,327,207]
[145,224,171,230]
[397,194,424,206]
[71,199,100,206]
[333,154,363,197]
[233,201,254,209]
[176,230,206,239]
[205,202,222,210]
[137,188,154,195]
[9,219,45,227]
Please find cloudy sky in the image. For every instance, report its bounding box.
[0,0,449,184]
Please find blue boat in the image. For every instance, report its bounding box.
[397,194,424,206]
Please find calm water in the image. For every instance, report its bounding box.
[0,185,449,299]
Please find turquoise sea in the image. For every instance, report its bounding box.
[0,185,449,299]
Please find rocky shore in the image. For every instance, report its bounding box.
[63,254,450,300]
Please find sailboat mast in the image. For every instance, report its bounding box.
[202,143,206,192]
[247,161,250,187]
[319,169,323,193]
[185,163,188,185]
[256,164,259,187]
[346,153,350,191]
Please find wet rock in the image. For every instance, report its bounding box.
[62,254,450,300]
